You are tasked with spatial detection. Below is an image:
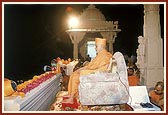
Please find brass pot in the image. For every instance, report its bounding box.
[4,78,17,96]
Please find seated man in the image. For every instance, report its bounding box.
[127,68,140,86]
[62,38,112,104]
[149,81,164,110]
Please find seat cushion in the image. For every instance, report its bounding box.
[80,73,119,82]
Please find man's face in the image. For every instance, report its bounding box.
[128,69,134,76]
[95,44,102,54]
[154,85,163,95]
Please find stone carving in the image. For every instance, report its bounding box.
[113,21,118,29]
[137,36,145,64]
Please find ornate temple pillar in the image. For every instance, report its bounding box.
[67,31,85,59]
[108,39,113,54]
[137,4,164,88]
[73,40,78,59]
[111,33,117,54]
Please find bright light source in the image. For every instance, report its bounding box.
[68,17,79,28]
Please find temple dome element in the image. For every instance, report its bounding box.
[78,4,109,29]
[79,4,106,22]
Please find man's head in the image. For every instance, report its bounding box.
[95,38,106,53]
[154,81,164,95]
[127,68,134,76]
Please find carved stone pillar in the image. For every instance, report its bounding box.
[100,32,112,53]
[73,41,78,59]
[108,39,113,53]
[140,4,164,88]
[67,31,85,59]
[101,32,117,54]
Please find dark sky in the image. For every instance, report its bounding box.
[4,3,164,81]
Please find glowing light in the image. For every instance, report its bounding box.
[68,17,79,28]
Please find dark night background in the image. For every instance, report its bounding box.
[4,3,164,82]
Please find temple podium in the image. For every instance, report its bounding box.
[4,73,62,111]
